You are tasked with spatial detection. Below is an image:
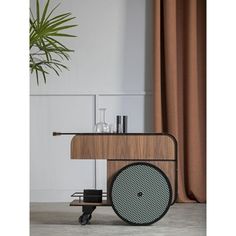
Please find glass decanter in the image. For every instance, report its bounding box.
[94,108,110,133]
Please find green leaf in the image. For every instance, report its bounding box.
[47,17,76,29]
[42,68,47,83]
[36,0,40,24]
[41,40,51,61]
[47,12,71,25]
[48,33,76,37]
[35,69,39,85]
[44,3,61,23]
[46,36,71,50]
[41,0,50,25]
[30,9,36,22]
[50,24,78,32]
[44,37,70,59]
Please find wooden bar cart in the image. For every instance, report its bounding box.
[53,132,177,225]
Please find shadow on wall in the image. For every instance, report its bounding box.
[121,0,153,132]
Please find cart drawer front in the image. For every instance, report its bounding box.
[71,134,176,160]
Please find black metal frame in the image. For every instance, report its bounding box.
[82,205,96,215]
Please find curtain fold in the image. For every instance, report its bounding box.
[153,0,206,202]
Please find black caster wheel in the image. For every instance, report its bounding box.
[79,213,92,225]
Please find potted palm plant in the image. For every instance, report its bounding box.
[30,0,77,84]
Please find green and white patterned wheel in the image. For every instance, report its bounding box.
[110,162,172,225]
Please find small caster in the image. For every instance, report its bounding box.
[79,213,92,225]
[78,205,96,225]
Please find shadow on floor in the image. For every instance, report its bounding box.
[30,211,127,226]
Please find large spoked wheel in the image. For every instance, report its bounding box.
[110,162,172,225]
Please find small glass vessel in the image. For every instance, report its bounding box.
[94,108,110,133]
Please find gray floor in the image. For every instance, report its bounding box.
[30,203,206,236]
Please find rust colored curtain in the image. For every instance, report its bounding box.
[153,0,206,202]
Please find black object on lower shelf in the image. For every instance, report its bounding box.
[83,189,103,203]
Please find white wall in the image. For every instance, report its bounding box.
[30,0,153,202]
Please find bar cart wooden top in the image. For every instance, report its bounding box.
[53,132,177,160]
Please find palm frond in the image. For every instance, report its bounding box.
[30,0,77,84]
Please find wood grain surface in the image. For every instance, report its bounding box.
[71,134,175,160]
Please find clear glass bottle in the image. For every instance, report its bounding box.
[94,108,110,133]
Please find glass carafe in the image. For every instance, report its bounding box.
[94,108,110,133]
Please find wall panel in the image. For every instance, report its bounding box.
[30,0,153,202]
[30,96,95,201]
